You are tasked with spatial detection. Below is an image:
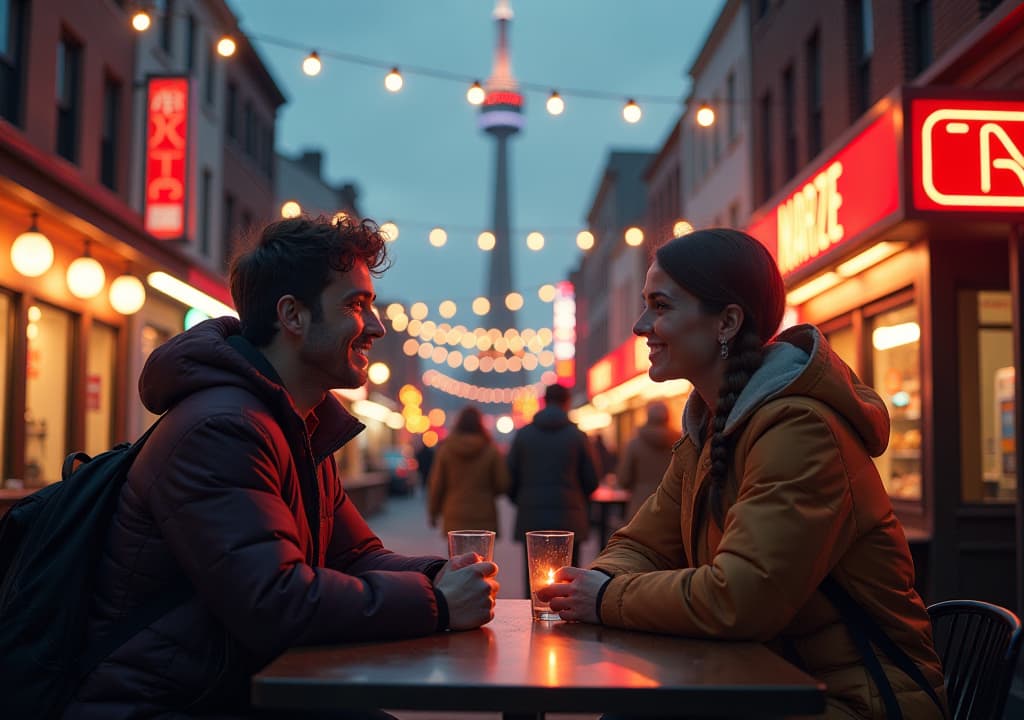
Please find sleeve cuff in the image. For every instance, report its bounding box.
[423,558,447,581]
[433,587,450,631]
[594,575,613,624]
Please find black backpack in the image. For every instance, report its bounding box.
[0,421,188,719]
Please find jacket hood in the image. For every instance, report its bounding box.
[443,431,491,458]
[683,323,890,457]
[530,406,574,431]
[636,424,679,450]
[138,316,363,458]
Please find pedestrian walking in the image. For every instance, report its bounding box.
[428,405,509,535]
[507,382,599,596]
[539,228,946,719]
[616,400,678,519]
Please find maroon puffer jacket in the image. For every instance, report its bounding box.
[64,317,445,719]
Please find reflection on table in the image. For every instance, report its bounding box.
[252,599,825,719]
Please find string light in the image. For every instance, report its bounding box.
[302,51,322,77]
[379,221,399,241]
[384,67,404,92]
[216,35,237,57]
[696,103,715,127]
[466,81,486,105]
[576,230,595,251]
[546,91,565,116]
[525,231,544,251]
[131,9,152,32]
[428,227,447,247]
[477,231,496,250]
[280,200,301,218]
[673,219,694,236]
[624,226,644,246]
[622,99,642,124]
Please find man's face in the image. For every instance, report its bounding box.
[299,260,385,390]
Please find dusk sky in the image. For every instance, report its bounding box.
[228,0,725,335]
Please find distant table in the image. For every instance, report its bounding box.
[589,485,631,549]
[252,599,825,719]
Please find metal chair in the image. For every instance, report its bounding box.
[928,599,1022,720]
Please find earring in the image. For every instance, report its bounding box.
[720,340,729,360]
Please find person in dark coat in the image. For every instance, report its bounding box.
[615,400,678,518]
[507,382,599,596]
[64,216,498,719]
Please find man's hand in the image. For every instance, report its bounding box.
[434,559,499,630]
[534,566,610,624]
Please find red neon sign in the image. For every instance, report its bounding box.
[553,281,576,386]
[144,77,190,240]
[484,90,524,108]
[911,97,1024,213]
[587,336,649,397]
[748,108,900,278]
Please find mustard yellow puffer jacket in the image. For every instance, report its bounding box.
[593,324,946,719]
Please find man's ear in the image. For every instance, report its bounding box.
[719,304,745,343]
[276,295,307,337]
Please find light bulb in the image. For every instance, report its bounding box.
[624,227,644,247]
[10,222,54,278]
[477,231,496,251]
[66,256,106,299]
[131,11,152,32]
[576,230,595,251]
[109,275,146,314]
[623,99,642,124]
[384,68,403,92]
[466,81,485,105]
[546,91,565,116]
[280,201,301,218]
[302,51,322,77]
[696,104,715,127]
[379,221,399,241]
[216,36,236,57]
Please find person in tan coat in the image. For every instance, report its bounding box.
[539,228,946,719]
[428,405,509,535]
[616,400,678,519]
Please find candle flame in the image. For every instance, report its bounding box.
[547,569,555,585]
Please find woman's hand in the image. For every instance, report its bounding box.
[534,567,611,624]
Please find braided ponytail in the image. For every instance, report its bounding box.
[707,326,765,528]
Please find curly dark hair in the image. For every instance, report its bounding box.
[229,214,391,346]
[654,228,785,528]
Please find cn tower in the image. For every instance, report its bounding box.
[478,0,527,398]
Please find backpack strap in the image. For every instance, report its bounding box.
[819,574,946,719]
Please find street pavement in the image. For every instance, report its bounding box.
[364,488,603,720]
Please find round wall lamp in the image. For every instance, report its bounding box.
[10,213,54,278]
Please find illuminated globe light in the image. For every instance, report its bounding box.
[280,201,301,219]
[379,221,399,241]
[402,339,419,356]
[538,284,556,302]
[624,226,645,247]
[546,91,565,116]
[576,230,595,251]
[413,415,430,434]
[302,51,322,77]
[420,320,436,341]
[673,219,694,237]
[384,67,404,92]
[537,327,553,345]
[466,81,485,105]
[332,211,349,225]
[26,323,38,340]
[399,384,422,406]
[448,326,465,344]
[695,103,716,128]
[10,219,54,278]
[541,370,558,385]
[108,275,146,315]
[493,337,508,353]
[493,357,508,373]
[477,231,496,251]
[131,10,152,31]
[538,350,555,367]
[27,305,41,323]
[476,334,491,351]
[472,297,490,315]
[464,355,480,371]
[507,356,523,372]
[433,328,447,344]
[431,346,448,364]
[527,337,544,353]
[505,292,524,311]
[385,302,404,319]
[422,430,439,448]
[417,343,433,359]
[495,416,515,434]
[367,362,390,385]
[526,232,545,251]
[487,328,502,343]
[216,36,237,57]
[428,227,447,247]
[407,319,422,336]
[622,99,642,124]
[391,315,409,332]
[447,350,463,368]
[410,302,429,320]
[66,255,106,299]
[479,356,495,372]
[460,332,477,349]
[508,336,524,353]
[428,408,446,426]
[439,300,457,319]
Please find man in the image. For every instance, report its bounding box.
[615,400,677,519]
[65,216,498,719]
[507,382,599,596]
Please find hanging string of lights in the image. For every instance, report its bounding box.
[421,369,552,405]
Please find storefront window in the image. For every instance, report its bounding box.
[140,324,173,426]
[871,303,922,501]
[959,290,1015,504]
[84,321,117,457]
[0,292,9,484]
[826,324,858,376]
[25,303,72,487]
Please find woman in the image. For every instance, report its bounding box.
[428,405,509,535]
[539,229,946,719]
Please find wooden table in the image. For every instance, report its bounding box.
[590,485,631,549]
[252,599,825,719]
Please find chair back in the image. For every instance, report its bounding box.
[928,599,1022,720]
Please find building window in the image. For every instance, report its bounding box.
[806,30,822,159]
[199,167,211,256]
[244,101,255,156]
[204,41,215,106]
[959,290,1016,504]
[909,0,933,76]
[25,302,72,487]
[222,192,235,271]
[56,33,83,163]
[84,321,117,458]
[711,94,721,165]
[158,0,174,56]
[0,291,9,483]
[100,76,121,190]
[872,301,922,501]
[726,71,737,142]
[850,0,874,118]
[0,0,26,126]
[225,80,237,139]
[185,13,196,74]
[782,65,797,181]
[759,91,773,203]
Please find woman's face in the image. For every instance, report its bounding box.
[634,260,723,386]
